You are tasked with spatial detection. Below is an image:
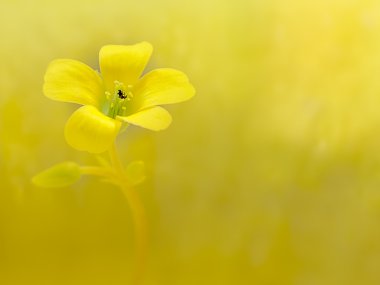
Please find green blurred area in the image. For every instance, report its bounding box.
[2,0,380,284]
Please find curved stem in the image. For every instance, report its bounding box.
[109,145,124,174]
[109,144,148,285]
[120,183,148,285]
[80,166,115,178]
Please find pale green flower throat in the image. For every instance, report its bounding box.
[105,80,134,119]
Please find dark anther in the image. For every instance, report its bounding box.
[117,89,127,99]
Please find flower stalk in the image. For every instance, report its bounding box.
[109,144,148,285]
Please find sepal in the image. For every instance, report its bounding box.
[32,161,81,188]
[126,160,146,186]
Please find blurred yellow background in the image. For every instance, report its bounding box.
[2,0,380,284]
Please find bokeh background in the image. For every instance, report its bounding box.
[2,0,380,284]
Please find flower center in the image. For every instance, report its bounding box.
[105,81,134,119]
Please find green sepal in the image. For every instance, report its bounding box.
[32,161,81,188]
[126,160,146,186]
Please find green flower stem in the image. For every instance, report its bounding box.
[109,144,148,285]
[80,166,115,178]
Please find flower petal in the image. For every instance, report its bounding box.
[99,42,153,90]
[117,106,172,131]
[43,59,103,107]
[135,68,195,110]
[65,105,121,153]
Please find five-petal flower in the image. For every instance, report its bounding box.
[43,42,195,153]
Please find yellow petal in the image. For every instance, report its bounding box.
[117,106,172,131]
[99,42,153,91]
[43,59,103,107]
[65,105,121,153]
[135,68,195,110]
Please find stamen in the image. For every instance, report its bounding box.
[105,81,134,118]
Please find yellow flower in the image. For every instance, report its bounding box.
[43,42,195,153]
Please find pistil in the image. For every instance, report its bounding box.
[106,81,134,118]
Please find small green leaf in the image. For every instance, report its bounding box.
[126,160,146,186]
[32,161,81,188]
